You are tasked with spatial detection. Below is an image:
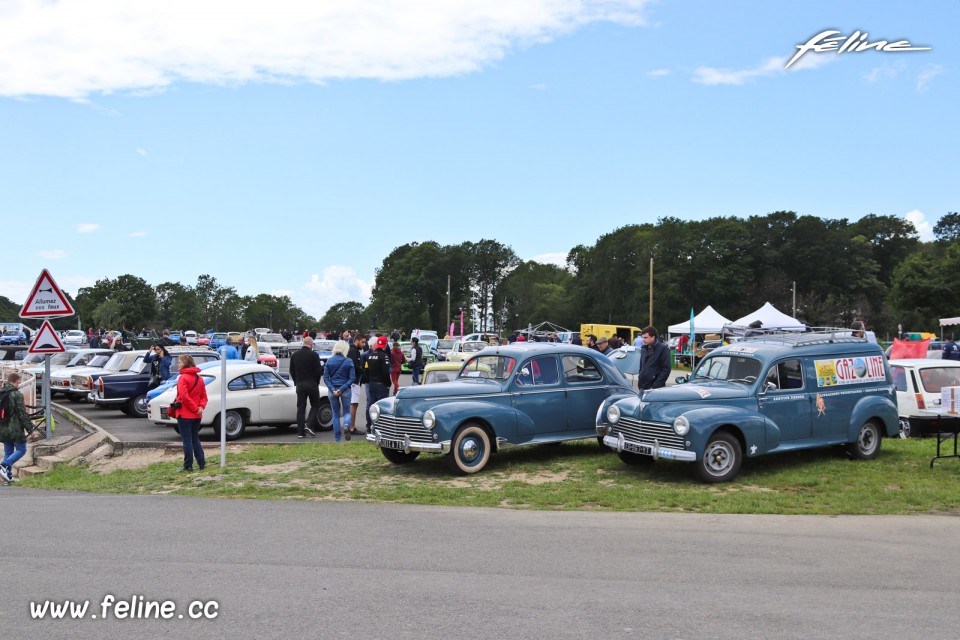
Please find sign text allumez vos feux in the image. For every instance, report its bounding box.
[785,30,931,70]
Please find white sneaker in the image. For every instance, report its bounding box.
[0,465,11,482]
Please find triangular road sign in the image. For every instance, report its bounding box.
[28,320,67,354]
[20,269,75,318]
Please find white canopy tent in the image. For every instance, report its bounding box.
[729,302,805,330]
[941,317,960,340]
[668,306,732,335]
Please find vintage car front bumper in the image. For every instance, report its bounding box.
[601,431,696,462]
[366,430,451,454]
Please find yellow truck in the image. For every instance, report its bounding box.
[579,323,644,345]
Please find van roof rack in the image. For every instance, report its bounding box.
[720,325,866,347]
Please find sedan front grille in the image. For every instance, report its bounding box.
[614,416,685,449]
[373,414,434,444]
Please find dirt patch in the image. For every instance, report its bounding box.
[501,469,570,485]
[245,461,308,475]
[92,448,178,473]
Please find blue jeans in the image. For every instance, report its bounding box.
[366,381,389,427]
[329,389,352,442]
[2,441,27,471]
[411,365,422,385]
[178,418,205,469]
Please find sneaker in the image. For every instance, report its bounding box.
[297,435,306,439]
[0,465,10,482]
[305,427,317,437]
[344,429,351,441]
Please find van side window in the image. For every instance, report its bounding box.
[764,360,804,391]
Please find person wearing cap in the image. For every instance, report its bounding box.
[597,336,613,356]
[362,335,392,427]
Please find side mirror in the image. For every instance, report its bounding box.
[760,382,777,394]
[674,376,688,384]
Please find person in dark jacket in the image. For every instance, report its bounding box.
[636,325,671,390]
[173,356,208,473]
[597,336,613,355]
[1,372,32,482]
[409,337,424,385]
[143,344,172,387]
[289,336,322,438]
[347,335,366,433]
[362,336,391,426]
[944,335,960,361]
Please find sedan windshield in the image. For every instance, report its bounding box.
[459,355,515,381]
[693,355,762,383]
[3,330,18,336]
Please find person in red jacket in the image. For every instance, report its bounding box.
[389,340,406,394]
[174,355,208,472]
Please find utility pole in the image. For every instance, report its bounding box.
[446,275,451,337]
[792,281,796,319]
[649,257,654,327]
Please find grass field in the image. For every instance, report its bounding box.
[19,437,960,515]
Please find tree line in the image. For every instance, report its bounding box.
[3,211,955,337]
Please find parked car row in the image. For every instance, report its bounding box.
[366,334,904,483]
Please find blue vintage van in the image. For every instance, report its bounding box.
[596,331,899,482]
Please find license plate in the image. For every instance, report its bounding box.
[381,438,404,450]
[623,441,652,456]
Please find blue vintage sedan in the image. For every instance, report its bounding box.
[366,343,634,474]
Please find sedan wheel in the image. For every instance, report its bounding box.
[695,432,742,483]
[124,394,148,418]
[316,400,334,430]
[446,423,491,475]
[213,410,246,441]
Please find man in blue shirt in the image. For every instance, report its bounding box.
[218,340,240,360]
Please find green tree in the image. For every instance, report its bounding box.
[499,261,575,331]
[934,212,960,243]
[75,275,157,330]
[466,239,519,332]
[318,301,368,332]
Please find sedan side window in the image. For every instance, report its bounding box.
[253,372,286,388]
[890,366,907,392]
[562,356,602,383]
[228,374,255,391]
[764,360,804,391]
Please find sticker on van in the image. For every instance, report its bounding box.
[815,356,885,387]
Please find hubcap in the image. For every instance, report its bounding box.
[227,414,241,435]
[705,442,733,474]
[134,396,147,415]
[860,426,877,453]
[461,438,480,462]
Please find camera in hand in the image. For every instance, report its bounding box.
[169,401,183,409]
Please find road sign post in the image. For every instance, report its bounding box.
[21,270,75,441]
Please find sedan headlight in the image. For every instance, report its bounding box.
[673,415,690,436]
[369,403,381,424]
[606,404,621,425]
[422,410,436,430]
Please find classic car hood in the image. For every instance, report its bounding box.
[641,382,751,403]
[397,379,502,400]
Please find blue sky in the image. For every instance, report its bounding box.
[1,1,956,319]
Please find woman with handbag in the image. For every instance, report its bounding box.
[170,354,207,472]
[143,344,172,389]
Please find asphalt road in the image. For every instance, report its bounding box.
[2,490,958,640]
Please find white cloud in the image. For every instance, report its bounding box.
[76,223,99,233]
[38,250,67,260]
[917,64,943,92]
[0,1,650,99]
[529,252,568,268]
[128,231,147,237]
[904,209,934,242]
[863,65,898,83]
[294,266,373,319]
[136,148,147,157]
[646,68,670,77]
[692,53,831,86]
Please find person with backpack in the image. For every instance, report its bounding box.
[1,372,32,483]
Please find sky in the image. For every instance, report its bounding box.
[1,1,956,320]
